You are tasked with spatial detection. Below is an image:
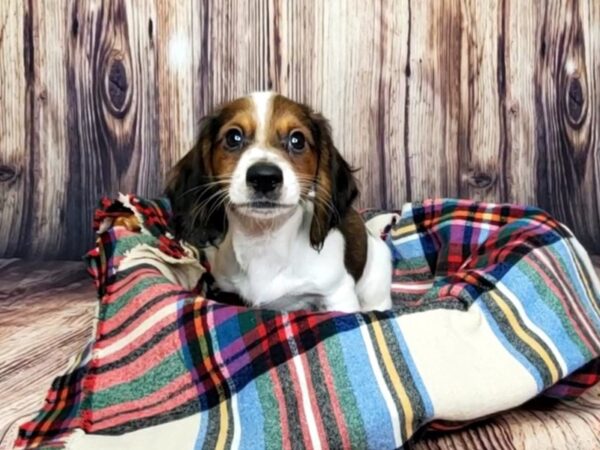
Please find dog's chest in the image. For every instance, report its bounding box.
[211,229,347,309]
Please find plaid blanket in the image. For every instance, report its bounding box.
[16,196,600,449]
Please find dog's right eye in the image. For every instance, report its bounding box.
[224,128,244,150]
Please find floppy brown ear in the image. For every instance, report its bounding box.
[165,115,227,246]
[309,113,359,250]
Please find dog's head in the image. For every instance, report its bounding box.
[166,92,358,249]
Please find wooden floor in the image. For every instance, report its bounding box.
[0,258,599,450]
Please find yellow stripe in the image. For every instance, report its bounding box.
[390,223,417,238]
[478,212,495,221]
[370,316,414,438]
[490,291,560,382]
[214,391,229,450]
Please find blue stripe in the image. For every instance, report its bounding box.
[194,411,210,450]
[335,316,396,450]
[390,234,425,260]
[237,380,265,450]
[501,265,586,373]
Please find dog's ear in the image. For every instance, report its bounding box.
[309,113,359,250]
[165,115,227,246]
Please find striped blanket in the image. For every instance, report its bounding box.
[16,195,600,449]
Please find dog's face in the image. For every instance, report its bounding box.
[166,92,358,249]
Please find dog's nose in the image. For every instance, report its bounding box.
[246,163,283,193]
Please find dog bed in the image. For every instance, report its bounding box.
[15,195,600,449]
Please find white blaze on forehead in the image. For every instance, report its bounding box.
[250,91,275,141]
[227,91,301,208]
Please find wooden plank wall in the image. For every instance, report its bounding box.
[0,0,598,260]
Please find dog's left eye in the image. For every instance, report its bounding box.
[288,131,306,153]
[224,128,244,150]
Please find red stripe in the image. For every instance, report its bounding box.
[315,340,351,448]
[100,289,182,337]
[105,267,166,297]
[393,266,432,276]
[94,304,177,353]
[91,373,195,425]
[92,328,181,389]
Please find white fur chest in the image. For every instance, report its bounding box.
[209,208,349,310]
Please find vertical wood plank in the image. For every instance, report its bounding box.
[318,0,382,208]
[458,0,506,201]
[154,0,199,182]
[504,0,538,206]
[121,0,160,197]
[405,0,463,201]
[578,0,600,249]
[379,0,410,209]
[24,0,71,257]
[0,0,27,257]
[201,0,272,108]
[64,0,160,258]
[1,0,71,258]
[534,0,600,251]
[275,0,316,103]
[63,0,107,258]
[308,0,409,209]
[590,0,600,240]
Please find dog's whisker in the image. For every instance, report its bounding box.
[203,193,230,225]
[196,194,228,225]
[296,180,341,224]
[308,190,341,222]
[176,179,231,200]
[189,189,228,225]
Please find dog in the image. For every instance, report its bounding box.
[166,92,392,312]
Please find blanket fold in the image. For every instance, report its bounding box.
[16,195,600,450]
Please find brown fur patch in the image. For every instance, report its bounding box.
[165,96,256,246]
[267,95,321,196]
[268,96,366,277]
[338,208,368,281]
[210,97,256,179]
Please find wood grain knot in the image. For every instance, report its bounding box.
[108,60,128,110]
[566,75,586,127]
[0,165,17,182]
[102,54,132,118]
[466,170,495,189]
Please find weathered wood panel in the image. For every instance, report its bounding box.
[534,0,599,252]
[62,0,162,257]
[28,0,72,257]
[0,0,598,259]
[0,0,27,257]
[155,0,199,182]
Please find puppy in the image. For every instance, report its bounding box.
[166,92,392,312]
